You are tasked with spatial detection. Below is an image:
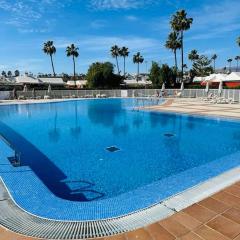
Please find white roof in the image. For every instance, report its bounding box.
[124,80,151,85]
[15,76,41,84]
[204,73,227,83]
[66,80,76,86]
[193,76,205,82]
[224,72,240,81]
[76,80,87,86]
[39,77,65,85]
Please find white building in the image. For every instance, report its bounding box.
[39,77,65,85]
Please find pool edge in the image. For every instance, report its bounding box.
[0,166,239,239]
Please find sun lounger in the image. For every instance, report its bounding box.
[18,95,26,100]
[44,95,51,99]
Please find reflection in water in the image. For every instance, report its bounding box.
[48,111,61,142]
[113,124,129,135]
[133,111,144,128]
[150,112,170,128]
[186,116,196,129]
[88,100,123,127]
[88,100,131,135]
[70,102,81,139]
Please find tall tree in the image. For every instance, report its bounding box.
[43,41,56,76]
[170,10,193,81]
[110,45,121,75]
[192,55,213,77]
[211,54,217,72]
[227,58,233,72]
[66,44,79,81]
[14,70,20,77]
[119,47,129,77]
[165,31,181,70]
[1,71,6,77]
[235,56,240,71]
[7,71,12,77]
[237,37,240,47]
[188,49,199,62]
[133,52,144,81]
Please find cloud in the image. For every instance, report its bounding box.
[125,15,138,21]
[0,0,68,32]
[188,0,240,40]
[55,35,162,54]
[88,0,156,10]
[90,20,107,29]
[14,58,44,72]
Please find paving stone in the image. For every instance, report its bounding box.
[183,204,217,223]
[159,217,189,237]
[194,225,230,240]
[222,208,240,224]
[198,197,229,213]
[207,215,240,239]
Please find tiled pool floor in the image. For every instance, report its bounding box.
[0,181,240,240]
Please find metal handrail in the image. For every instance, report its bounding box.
[0,134,21,166]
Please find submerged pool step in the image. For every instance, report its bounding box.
[0,179,174,239]
[1,166,239,240]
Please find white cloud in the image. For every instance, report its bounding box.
[188,0,240,40]
[89,0,156,10]
[90,20,107,29]
[0,0,67,32]
[125,15,138,21]
[55,35,162,53]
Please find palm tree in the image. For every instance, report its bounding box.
[170,10,193,81]
[119,47,129,77]
[237,37,240,47]
[66,44,79,81]
[43,41,56,76]
[1,71,6,77]
[165,31,181,70]
[211,54,217,72]
[227,58,233,71]
[235,56,240,71]
[133,52,144,81]
[188,49,199,62]
[111,45,121,75]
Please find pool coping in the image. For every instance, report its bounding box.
[0,166,239,239]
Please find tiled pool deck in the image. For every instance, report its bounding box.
[1,98,240,239]
[0,182,240,240]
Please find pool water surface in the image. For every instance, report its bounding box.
[0,98,240,220]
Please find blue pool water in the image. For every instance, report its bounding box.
[0,98,240,220]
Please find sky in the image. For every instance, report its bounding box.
[0,0,239,75]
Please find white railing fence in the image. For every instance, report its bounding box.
[1,88,240,102]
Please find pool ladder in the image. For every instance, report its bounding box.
[0,134,21,167]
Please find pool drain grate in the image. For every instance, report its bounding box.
[106,146,120,152]
[164,133,175,137]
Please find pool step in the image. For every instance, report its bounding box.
[0,179,174,239]
[1,167,239,239]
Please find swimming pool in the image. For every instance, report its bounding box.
[0,98,240,221]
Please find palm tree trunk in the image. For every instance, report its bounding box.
[174,49,178,70]
[73,56,76,81]
[137,63,139,82]
[237,60,239,71]
[115,56,120,75]
[123,56,126,77]
[50,54,56,76]
[214,60,216,73]
[181,30,184,82]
